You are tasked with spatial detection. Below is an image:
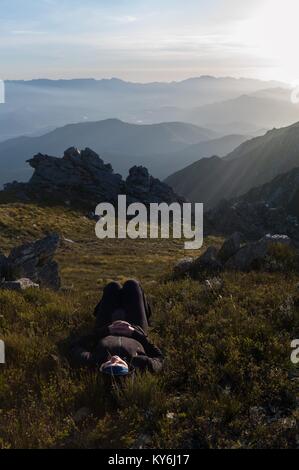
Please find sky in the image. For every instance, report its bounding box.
[0,0,298,83]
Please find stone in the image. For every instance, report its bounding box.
[125,165,186,205]
[173,258,194,275]
[217,232,242,263]
[195,246,223,271]
[8,233,61,289]
[226,234,292,271]
[0,278,39,291]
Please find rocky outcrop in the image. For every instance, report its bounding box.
[225,234,292,271]
[125,166,185,205]
[194,246,223,271]
[173,257,194,276]
[205,200,299,241]
[0,233,61,290]
[217,231,242,263]
[176,233,295,276]
[4,147,184,209]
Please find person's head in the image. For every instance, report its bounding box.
[100,355,129,376]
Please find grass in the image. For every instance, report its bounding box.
[0,202,298,449]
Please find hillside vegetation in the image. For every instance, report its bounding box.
[0,203,298,448]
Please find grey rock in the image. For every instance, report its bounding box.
[8,233,61,289]
[26,147,123,207]
[217,232,242,263]
[226,233,292,271]
[195,246,223,271]
[0,278,39,291]
[4,148,185,209]
[173,258,194,275]
[126,166,186,205]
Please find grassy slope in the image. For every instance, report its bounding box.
[0,203,298,449]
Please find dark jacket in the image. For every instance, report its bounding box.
[70,325,163,373]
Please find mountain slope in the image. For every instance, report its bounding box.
[149,134,249,178]
[165,121,299,207]
[0,119,215,188]
[238,166,299,217]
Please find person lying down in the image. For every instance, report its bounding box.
[70,280,164,377]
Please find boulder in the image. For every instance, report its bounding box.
[217,232,242,263]
[8,233,61,289]
[194,246,223,271]
[0,278,39,291]
[226,234,292,271]
[173,258,194,276]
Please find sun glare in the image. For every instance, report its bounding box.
[236,0,299,82]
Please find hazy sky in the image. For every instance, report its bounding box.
[0,0,298,82]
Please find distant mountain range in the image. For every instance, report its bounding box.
[165,121,299,208]
[0,76,286,141]
[0,119,219,187]
[147,91,299,135]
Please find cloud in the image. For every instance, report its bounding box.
[111,15,138,24]
[11,30,46,35]
[0,0,293,82]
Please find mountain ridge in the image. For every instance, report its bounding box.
[0,119,216,188]
[165,120,299,207]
